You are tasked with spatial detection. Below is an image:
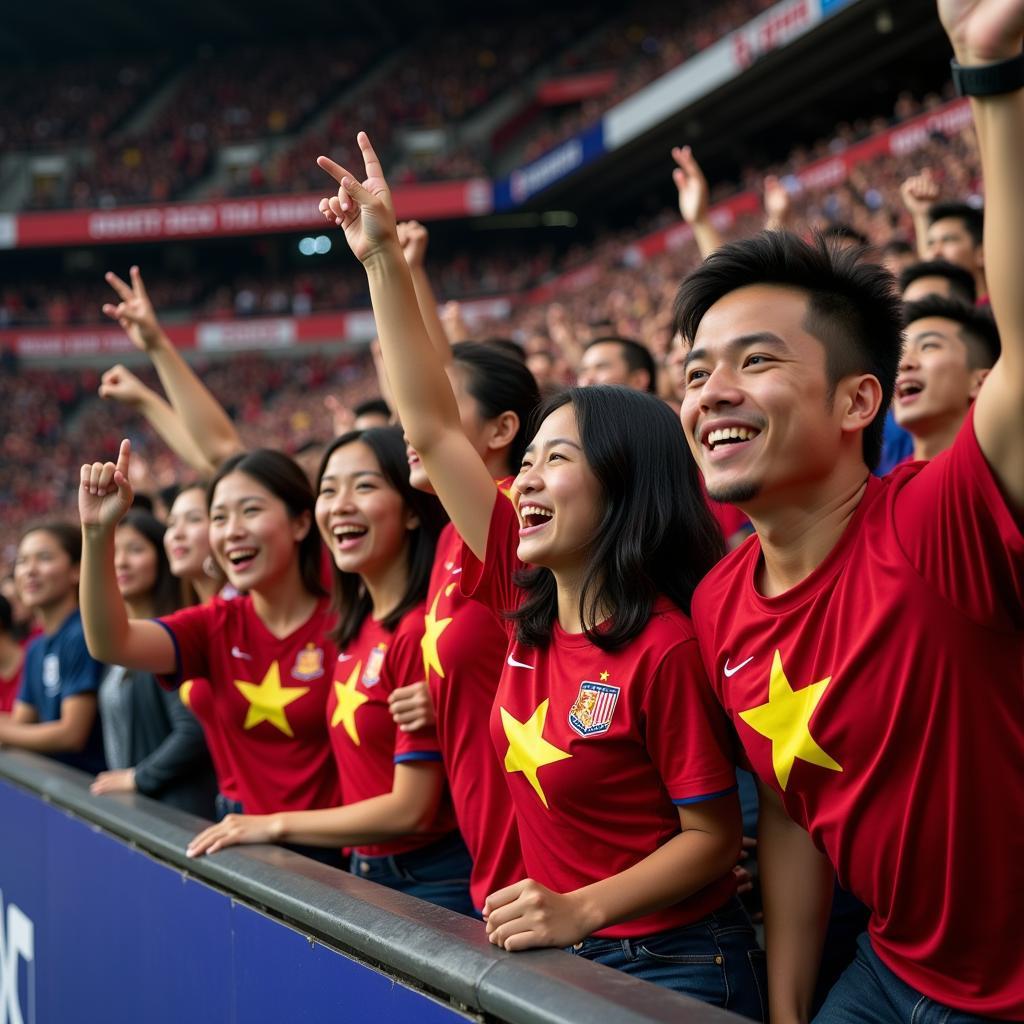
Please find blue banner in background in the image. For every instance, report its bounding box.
[492,122,606,211]
[0,780,468,1024]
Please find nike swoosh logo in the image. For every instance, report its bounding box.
[450,567,462,576]
[231,646,252,660]
[507,654,535,670]
[337,653,354,663]
[723,656,754,677]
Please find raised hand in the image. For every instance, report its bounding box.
[763,175,793,229]
[324,394,356,436]
[98,364,151,408]
[316,131,398,264]
[398,220,429,268]
[900,168,940,217]
[79,439,134,532]
[937,0,1024,62]
[102,266,163,351]
[671,145,710,225]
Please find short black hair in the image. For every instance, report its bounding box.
[0,594,13,636]
[899,260,977,304]
[317,427,446,648]
[451,341,540,473]
[928,201,984,246]
[585,336,658,394]
[209,450,326,599]
[353,397,391,420]
[511,386,724,651]
[673,230,905,470]
[903,295,1000,368]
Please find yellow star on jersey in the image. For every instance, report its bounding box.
[234,661,310,738]
[500,699,572,809]
[421,589,453,681]
[331,661,368,745]
[599,671,610,681]
[738,650,842,791]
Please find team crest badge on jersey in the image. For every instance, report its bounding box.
[292,644,324,681]
[361,643,387,689]
[568,681,619,737]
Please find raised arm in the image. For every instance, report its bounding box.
[899,168,940,258]
[316,134,497,560]
[103,268,243,469]
[943,0,1024,510]
[98,364,218,476]
[671,145,723,259]
[398,220,453,364]
[78,440,178,674]
[763,175,795,234]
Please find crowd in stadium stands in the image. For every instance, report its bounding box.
[3,1,1022,1016]
[12,0,779,211]
[2,84,967,333]
[0,58,169,149]
[24,40,377,210]
[516,0,776,162]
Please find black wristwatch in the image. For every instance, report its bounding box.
[951,52,1024,96]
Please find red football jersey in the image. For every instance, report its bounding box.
[326,604,458,858]
[463,494,738,938]
[156,595,342,816]
[692,410,1024,1019]
[427,515,526,909]
[180,677,241,803]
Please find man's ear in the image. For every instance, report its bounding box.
[837,373,883,439]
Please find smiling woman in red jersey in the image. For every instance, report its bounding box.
[185,428,472,914]
[313,132,765,1017]
[78,443,345,867]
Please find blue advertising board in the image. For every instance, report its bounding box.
[492,122,606,211]
[0,779,468,1024]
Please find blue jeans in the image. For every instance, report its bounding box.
[815,934,995,1024]
[566,896,766,1020]
[351,831,474,916]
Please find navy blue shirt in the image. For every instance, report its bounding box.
[19,609,106,773]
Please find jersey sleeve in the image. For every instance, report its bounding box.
[153,602,215,688]
[642,638,738,805]
[893,407,1024,631]
[387,617,443,764]
[59,624,103,698]
[459,487,521,629]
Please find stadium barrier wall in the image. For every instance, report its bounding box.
[0,749,738,1024]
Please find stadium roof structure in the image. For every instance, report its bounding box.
[1,0,596,59]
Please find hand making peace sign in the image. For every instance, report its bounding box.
[102,266,164,351]
[316,131,399,264]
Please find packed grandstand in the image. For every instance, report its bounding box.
[1,0,1021,1019]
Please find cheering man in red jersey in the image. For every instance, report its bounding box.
[675,1,1024,1021]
